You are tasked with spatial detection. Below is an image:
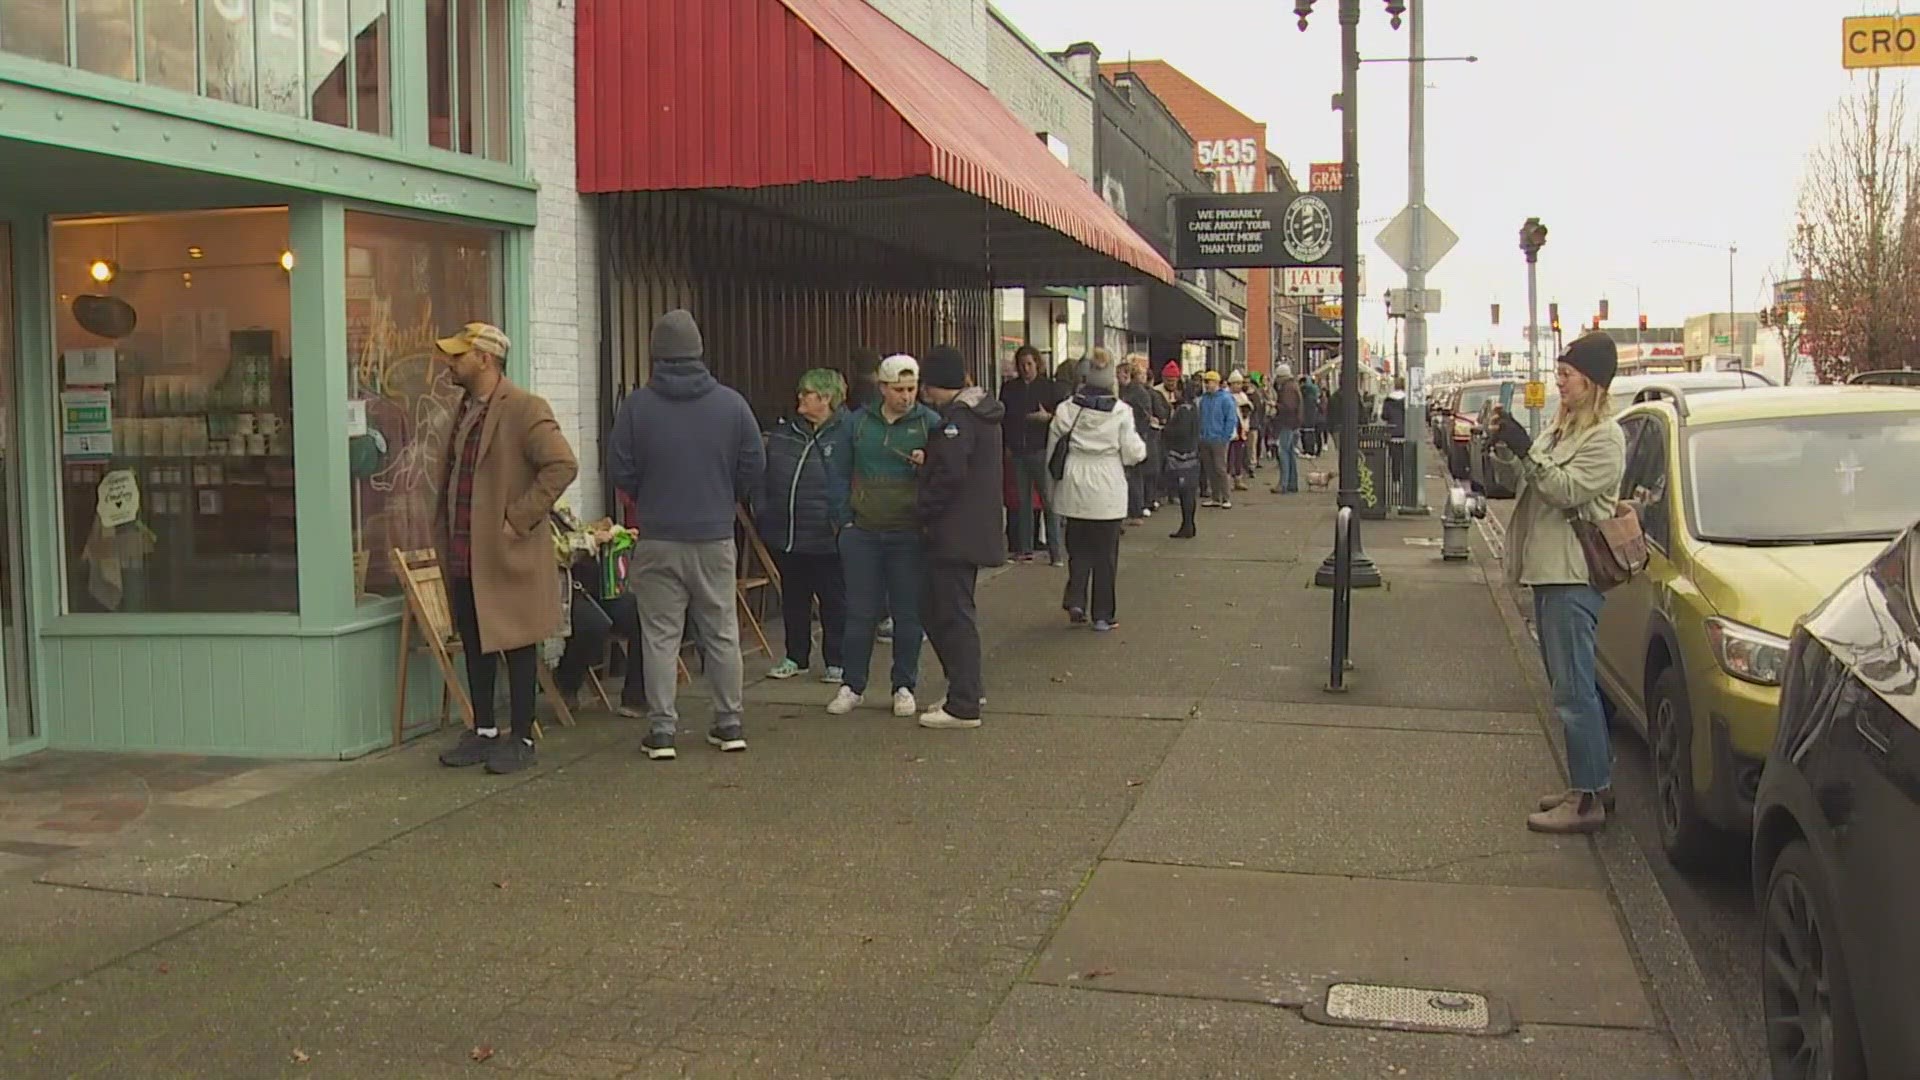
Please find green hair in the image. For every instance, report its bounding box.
[798,368,847,408]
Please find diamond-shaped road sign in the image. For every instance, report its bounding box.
[1375,205,1458,274]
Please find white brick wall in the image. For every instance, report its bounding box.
[523,0,601,517]
[866,0,992,82]
[985,10,1093,183]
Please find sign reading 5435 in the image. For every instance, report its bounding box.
[1196,138,1259,167]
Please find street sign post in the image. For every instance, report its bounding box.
[1844,14,1920,68]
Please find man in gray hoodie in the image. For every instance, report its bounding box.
[609,310,766,761]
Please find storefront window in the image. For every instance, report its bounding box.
[0,3,68,64]
[309,1,392,135]
[427,0,512,162]
[51,208,297,614]
[2,1,391,133]
[344,212,501,603]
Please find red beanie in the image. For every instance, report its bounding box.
[1161,361,1182,380]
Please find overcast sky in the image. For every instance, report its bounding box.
[992,0,1915,371]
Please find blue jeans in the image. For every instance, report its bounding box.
[1534,584,1611,792]
[838,527,925,695]
[1275,426,1300,492]
[1011,450,1062,561]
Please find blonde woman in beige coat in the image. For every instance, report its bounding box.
[1491,333,1626,835]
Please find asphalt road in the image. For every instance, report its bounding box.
[1468,468,1769,1080]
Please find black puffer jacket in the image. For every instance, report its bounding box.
[918,387,1008,568]
[758,409,845,555]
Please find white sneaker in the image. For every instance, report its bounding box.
[892,688,917,717]
[827,686,863,715]
[918,706,981,730]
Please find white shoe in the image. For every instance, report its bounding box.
[919,706,981,730]
[892,688,917,717]
[827,686,863,715]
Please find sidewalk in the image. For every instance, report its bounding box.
[0,476,1714,1078]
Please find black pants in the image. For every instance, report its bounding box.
[773,550,846,670]
[450,577,537,741]
[554,590,646,710]
[1168,465,1199,535]
[922,560,983,719]
[1062,518,1122,624]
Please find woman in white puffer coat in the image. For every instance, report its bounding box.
[1047,349,1148,632]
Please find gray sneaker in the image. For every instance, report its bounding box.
[484,738,536,775]
[707,724,747,752]
[641,732,677,760]
[439,732,497,768]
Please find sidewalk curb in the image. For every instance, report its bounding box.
[1481,565,1746,1080]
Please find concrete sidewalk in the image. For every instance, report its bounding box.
[0,477,1719,1078]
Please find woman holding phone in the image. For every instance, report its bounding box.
[1490,333,1626,835]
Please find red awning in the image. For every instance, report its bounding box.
[576,0,1174,286]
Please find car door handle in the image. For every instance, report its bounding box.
[1855,713,1892,754]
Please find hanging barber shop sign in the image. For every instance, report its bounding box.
[1171,192,1346,271]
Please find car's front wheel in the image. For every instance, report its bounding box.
[1762,840,1867,1080]
[1648,667,1723,870]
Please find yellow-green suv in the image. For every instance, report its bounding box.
[1593,385,1920,868]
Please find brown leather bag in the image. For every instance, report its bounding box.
[1569,501,1649,593]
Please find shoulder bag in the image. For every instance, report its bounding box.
[1048,405,1083,482]
[1569,501,1649,593]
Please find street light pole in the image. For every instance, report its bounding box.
[1397,0,1430,515]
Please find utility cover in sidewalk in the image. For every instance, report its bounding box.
[1304,982,1513,1037]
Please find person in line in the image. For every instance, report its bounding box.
[846,348,895,643]
[759,369,850,685]
[1161,369,1202,539]
[1245,371,1271,472]
[1382,375,1409,493]
[914,345,1005,730]
[1136,356,1171,511]
[1300,374,1323,457]
[1268,363,1305,495]
[1225,371,1253,491]
[1049,351,1147,631]
[1117,354,1156,526]
[1491,333,1627,834]
[1197,371,1239,509]
[609,309,766,761]
[825,355,939,717]
[998,344,1064,565]
[433,322,580,776]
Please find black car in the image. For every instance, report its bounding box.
[1752,521,1920,1080]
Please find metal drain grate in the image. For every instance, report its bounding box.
[1302,982,1511,1036]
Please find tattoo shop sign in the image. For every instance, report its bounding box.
[1172,192,1345,271]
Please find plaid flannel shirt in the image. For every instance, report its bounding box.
[446,396,490,579]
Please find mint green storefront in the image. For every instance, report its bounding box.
[1,1,542,760]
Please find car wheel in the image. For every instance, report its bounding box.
[1762,840,1867,1080]
[1648,667,1723,869]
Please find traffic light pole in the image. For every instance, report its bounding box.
[1314,0,1381,590]
[1396,0,1430,515]
[1525,256,1541,437]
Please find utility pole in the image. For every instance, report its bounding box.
[1397,0,1430,514]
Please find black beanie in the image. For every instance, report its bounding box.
[923,344,967,390]
[1561,332,1618,389]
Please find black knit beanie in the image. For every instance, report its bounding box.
[1560,332,1618,389]
[922,344,967,390]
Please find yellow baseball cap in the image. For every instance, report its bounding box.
[435,321,511,359]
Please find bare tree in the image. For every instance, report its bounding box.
[1792,74,1920,381]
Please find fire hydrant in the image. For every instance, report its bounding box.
[1440,483,1484,561]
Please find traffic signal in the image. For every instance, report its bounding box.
[1590,314,1601,330]
[1490,303,1500,326]
[1598,298,1610,321]
[1548,301,1560,333]
[1638,313,1648,331]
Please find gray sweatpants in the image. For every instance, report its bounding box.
[627,538,744,736]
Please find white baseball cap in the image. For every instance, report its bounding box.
[877,354,920,385]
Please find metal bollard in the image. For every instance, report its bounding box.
[1440,483,1484,562]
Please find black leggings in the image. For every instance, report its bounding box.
[450,577,538,741]
[1062,518,1123,624]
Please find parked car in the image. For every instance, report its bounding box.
[1428,384,1460,450]
[1752,519,1920,1080]
[1846,368,1920,387]
[1440,378,1514,479]
[1592,386,1920,868]
[1608,368,1773,411]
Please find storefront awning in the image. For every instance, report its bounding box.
[1302,313,1343,344]
[576,0,1175,287]
[1148,279,1240,341]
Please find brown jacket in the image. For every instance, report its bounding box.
[438,378,579,653]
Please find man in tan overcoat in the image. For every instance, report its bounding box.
[432,322,578,774]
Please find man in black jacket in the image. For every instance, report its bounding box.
[998,345,1063,563]
[915,345,1005,730]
